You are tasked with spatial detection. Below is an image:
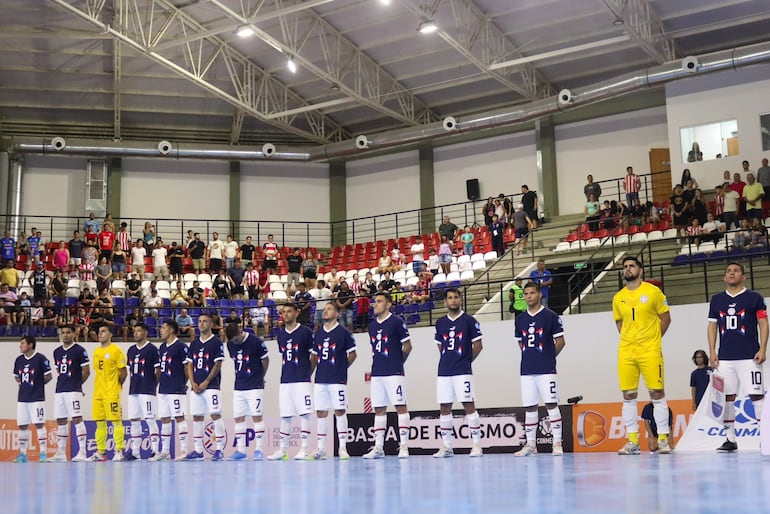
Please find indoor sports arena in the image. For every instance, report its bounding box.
[2,0,770,512]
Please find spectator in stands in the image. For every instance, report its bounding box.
[743,173,764,221]
[50,241,67,273]
[687,143,703,163]
[379,271,395,292]
[411,239,425,274]
[622,166,642,207]
[248,299,271,337]
[185,230,194,248]
[84,212,100,234]
[691,189,708,225]
[175,308,194,340]
[117,222,131,252]
[681,169,699,189]
[257,265,270,300]
[168,242,185,283]
[641,401,674,452]
[628,199,645,227]
[294,282,313,326]
[1,230,15,268]
[722,182,740,230]
[494,198,507,225]
[743,160,753,173]
[686,218,704,248]
[0,284,19,324]
[438,216,458,241]
[17,291,31,326]
[78,286,96,312]
[143,289,161,318]
[489,215,504,257]
[482,197,496,226]
[97,225,114,262]
[529,260,553,308]
[30,262,49,305]
[361,272,377,297]
[142,222,155,254]
[50,270,66,300]
[74,308,90,341]
[732,219,752,249]
[669,185,690,243]
[227,259,246,300]
[110,242,126,279]
[68,231,84,270]
[750,218,768,248]
[242,263,259,300]
[757,158,770,199]
[223,234,239,270]
[96,287,113,313]
[701,213,725,243]
[512,204,533,255]
[732,172,747,218]
[377,250,394,274]
[209,310,224,336]
[1,260,18,290]
[408,276,430,306]
[301,253,318,289]
[187,280,204,308]
[348,273,361,296]
[170,281,190,309]
[584,174,601,202]
[391,282,408,305]
[120,308,142,342]
[188,232,206,276]
[438,234,454,274]
[681,179,697,204]
[690,350,713,411]
[212,271,230,300]
[239,236,256,268]
[81,238,99,281]
[311,279,332,332]
[286,248,303,294]
[427,248,439,276]
[460,226,474,256]
[262,234,279,274]
[126,272,142,298]
[391,244,402,269]
[225,309,242,328]
[95,257,112,293]
[521,185,539,229]
[207,232,224,274]
[130,239,146,279]
[712,184,725,221]
[646,201,661,225]
[584,193,601,232]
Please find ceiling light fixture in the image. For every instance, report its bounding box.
[379,0,391,5]
[236,25,255,37]
[287,57,297,74]
[418,20,438,34]
[613,17,624,26]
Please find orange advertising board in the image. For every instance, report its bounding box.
[572,400,693,452]
[0,420,59,461]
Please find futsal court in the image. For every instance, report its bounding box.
[2,451,767,514]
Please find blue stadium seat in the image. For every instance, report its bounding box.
[127,297,141,308]
[0,325,6,337]
[41,326,57,337]
[8,325,22,337]
[406,314,421,325]
[671,255,689,266]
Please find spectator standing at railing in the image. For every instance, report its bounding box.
[482,197,496,226]
[584,193,601,232]
[68,231,84,270]
[438,235,454,274]
[732,172,746,218]
[410,239,425,274]
[438,216,458,241]
[622,166,642,207]
[302,253,318,290]
[680,169,699,189]
[669,185,690,244]
[208,232,224,274]
[528,260,553,309]
[743,173,764,221]
[82,226,97,245]
[286,248,303,294]
[262,234,279,274]
[228,260,246,300]
[168,242,185,283]
[1,231,15,267]
[188,232,206,276]
[53,241,69,272]
[223,234,239,270]
[27,229,44,270]
[494,198,507,225]
[682,179,697,205]
[84,212,100,234]
[239,236,256,269]
[757,158,770,199]
[713,185,725,221]
[142,222,155,255]
[98,225,115,262]
[130,239,145,279]
[461,226,474,256]
[691,189,708,226]
[722,182,740,230]
[584,175,601,202]
[521,185,539,229]
[117,223,132,252]
[500,194,513,225]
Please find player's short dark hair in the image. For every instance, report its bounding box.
[523,281,541,292]
[21,335,36,349]
[373,292,393,303]
[134,322,148,332]
[726,261,744,273]
[198,312,211,321]
[163,319,179,334]
[59,324,75,332]
[692,349,709,366]
[283,302,298,311]
[324,301,340,313]
[224,323,242,340]
[444,287,462,299]
[622,256,642,267]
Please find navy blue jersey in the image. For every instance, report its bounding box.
[1,237,14,260]
[690,367,713,408]
[53,344,90,393]
[434,312,482,376]
[312,323,356,384]
[189,335,225,389]
[514,307,564,375]
[227,334,269,391]
[127,342,160,395]
[277,324,314,383]
[708,289,768,360]
[14,353,52,402]
[158,339,190,394]
[368,314,411,377]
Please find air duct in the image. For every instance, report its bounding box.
[9,40,770,162]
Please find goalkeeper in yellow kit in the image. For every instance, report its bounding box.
[89,324,128,461]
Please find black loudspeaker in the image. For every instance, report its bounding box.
[466,178,480,200]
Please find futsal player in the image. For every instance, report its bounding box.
[433,288,484,458]
[125,323,160,460]
[13,335,52,463]
[50,324,90,462]
[267,302,315,460]
[150,320,191,461]
[225,323,270,460]
[185,314,226,461]
[513,282,565,456]
[363,292,412,459]
[612,256,672,455]
[309,302,357,460]
[90,324,128,461]
[708,262,767,452]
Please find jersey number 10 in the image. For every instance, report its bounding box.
[725,315,738,330]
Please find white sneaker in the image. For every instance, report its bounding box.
[112,452,124,461]
[514,445,538,457]
[338,447,350,460]
[148,452,171,462]
[266,450,288,461]
[398,444,409,459]
[469,444,483,457]
[293,449,307,460]
[48,452,68,462]
[307,448,326,460]
[552,441,563,456]
[433,446,454,458]
[71,452,87,462]
[657,438,673,454]
[175,451,191,461]
[362,446,385,460]
[618,441,641,455]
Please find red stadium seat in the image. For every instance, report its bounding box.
[594,229,610,239]
[640,223,655,233]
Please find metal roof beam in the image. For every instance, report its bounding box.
[603,0,676,64]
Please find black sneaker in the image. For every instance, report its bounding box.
[716,439,738,452]
[123,450,138,461]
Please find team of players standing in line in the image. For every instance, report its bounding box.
[11,258,767,461]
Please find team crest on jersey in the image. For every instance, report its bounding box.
[639,296,648,304]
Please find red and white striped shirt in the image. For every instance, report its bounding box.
[243,269,260,287]
[623,173,641,194]
[117,230,132,251]
[714,194,724,216]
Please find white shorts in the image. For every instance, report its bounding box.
[370,376,407,408]
[233,389,264,418]
[157,393,186,419]
[279,383,313,417]
[437,375,475,405]
[314,383,347,412]
[189,389,223,417]
[54,392,84,420]
[17,401,45,426]
[521,374,558,406]
[128,394,156,420]
[719,359,763,396]
[69,257,82,266]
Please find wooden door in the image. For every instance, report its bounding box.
[649,148,672,205]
